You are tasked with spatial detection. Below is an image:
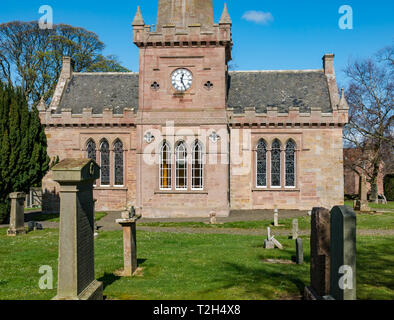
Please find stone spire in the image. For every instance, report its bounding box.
[156,0,214,31]
[132,6,145,26]
[219,3,232,25]
[338,88,350,110]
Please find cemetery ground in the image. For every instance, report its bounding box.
[0,208,393,300]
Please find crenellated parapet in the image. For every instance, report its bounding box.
[227,104,349,129]
[132,4,232,61]
[39,107,137,128]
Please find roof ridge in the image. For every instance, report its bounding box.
[73,72,139,76]
[229,69,324,74]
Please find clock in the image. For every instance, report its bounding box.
[171,68,193,92]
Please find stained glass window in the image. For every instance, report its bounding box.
[192,141,203,190]
[160,141,171,190]
[176,141,187,190]
[114,140,124,186]
[256,139,267,187]
[100,140,110,186]
[86,139,96,162]
[271,139,281,187]
[285,140,296,187]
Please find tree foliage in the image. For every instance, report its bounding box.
[0,21,130,105]
[343,45,394,201]
[0,82,50,223]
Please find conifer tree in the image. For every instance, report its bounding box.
[0,82,49,223]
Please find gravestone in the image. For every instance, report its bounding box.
[264,227,283,250]
[116,207,140,276]
[264,227,275,249]
[296,238,304,264]
[51,158,103,300]
[354,175,370,212]
[209,211,217,224]
[305,207,331,300]
[330,206,356,300]
[7,192,26,236]
[292,219,299,239]
[274,209,279,227]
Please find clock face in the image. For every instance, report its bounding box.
[171,68,193,92]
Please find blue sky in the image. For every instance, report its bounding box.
[1,0,393,85]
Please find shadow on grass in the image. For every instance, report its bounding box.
[25,211,59,222]
[98,272,121,290]
[204,261,307,300]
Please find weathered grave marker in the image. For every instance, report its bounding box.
[209,211,217,224]
[292,219,299,239]
[7,192,26,236]
[264,227,283,250]
[330,206,356,300]
[274,209,279,227]
[116,207,140,276]
[51,158,103,300]
[305,207,331,300]
[354,175,370,212]
[296,238,304,264]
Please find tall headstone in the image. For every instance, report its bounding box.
[7,192,26,236]
[292,219,299,239]
[296,238,304,264]
[51,158,103,300]
[330,206,357,300]
[305,207,331,300]
[354,175,370,211]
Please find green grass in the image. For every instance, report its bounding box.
[29,211,108,222]
[345,200,394,211]
[140,212,394,231]
[0,228,392,300]
[24,207,41,212]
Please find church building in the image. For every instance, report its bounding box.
[39,0,349,218]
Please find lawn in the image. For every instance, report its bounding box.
[0,228,392,300]
[344,200,394,211]
[139,212,394,231]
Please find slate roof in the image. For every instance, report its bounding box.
[57,73,139,114]
[57,70,333,114]
[227,70,332,114]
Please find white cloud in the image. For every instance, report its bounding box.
[242,10,274,25]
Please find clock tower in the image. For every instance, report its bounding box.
[132,1,233,217]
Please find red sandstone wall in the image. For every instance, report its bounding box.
[41,126,137,213]
[230,127,345,211]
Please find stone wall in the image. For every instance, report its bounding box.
[230,127,345,211]
[41,122,137,213]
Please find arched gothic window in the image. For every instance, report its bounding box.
[100,139,110,186]
[285,140,296,187]
[271,139,282,187]
[176,141,187,190]
[86,139,96,161]
[256,139,267,187]
[114,140,124,186]
[192,141,203,190]
[160,141,172,190]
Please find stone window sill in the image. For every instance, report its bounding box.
[155,190,208,195]
[94,186,128,191]
[252,188,300,192]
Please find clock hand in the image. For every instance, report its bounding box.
[180,74,186,90]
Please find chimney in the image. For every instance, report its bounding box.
[61,56,73,79]
[323,54,335,75]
